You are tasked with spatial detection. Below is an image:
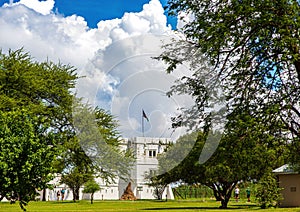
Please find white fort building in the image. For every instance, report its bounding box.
[41,137,175,201]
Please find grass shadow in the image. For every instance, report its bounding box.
[143,204,259,211]
[142,207,257,210]
[143,207,220,210]
[47,200,79,204]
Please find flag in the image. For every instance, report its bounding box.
[142,110,149,122]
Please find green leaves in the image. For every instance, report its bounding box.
[255,173,283,208]
[157,2,298,208]
[157,108,287,208]
[0,49,77,131]
[0,109,58,209]
[83,179,100,194]
[82,179,100,204]
[161,0,300,139]
[0,49,78,210]
[71,103,134,181]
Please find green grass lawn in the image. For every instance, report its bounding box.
[1,199,299,212]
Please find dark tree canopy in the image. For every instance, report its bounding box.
[159,0,300,142]
[0,48,133,209]
[155,1,298,208]
[157,109,287,208]
[166,0,300,80]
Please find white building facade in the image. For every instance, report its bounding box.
[39,137,174,201]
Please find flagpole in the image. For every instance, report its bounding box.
[142,109,149,137]
[142,109,144,137]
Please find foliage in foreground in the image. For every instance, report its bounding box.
[0,110,57,211]
[255,173,283,209]
[0,48,78,210]
[157,110,287,208]
[161,0,300,141]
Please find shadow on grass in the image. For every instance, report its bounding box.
[48,201,79,204]
[142,205,259,211]
[143,207,218,210]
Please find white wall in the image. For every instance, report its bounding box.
[35,137,174,201]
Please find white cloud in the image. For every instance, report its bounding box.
[0,0,191,140]
[0,5,100,68]
[4,0,55,15]
[121,13,150,34]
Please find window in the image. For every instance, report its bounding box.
[291,187,297,192]
[149,150,156,157]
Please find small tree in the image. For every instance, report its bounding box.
[83,179,100,204]
[146,175,168,200]
[60,168,93,201]
[58,104,134,201]
[255,173,283,209]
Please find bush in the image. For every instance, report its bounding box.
[255,173,282,208]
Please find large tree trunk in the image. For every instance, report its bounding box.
[220,199,228,209]
[72,187,80,201]
[219,192,232,209]
[72,188,76,201]
[75,187,80,201]
[210,182,236,209]
[42,189,46,201]
[212,189,222,201]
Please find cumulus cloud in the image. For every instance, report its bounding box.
[0,5,100,68]
[4,0,55,15]
[0,0,192,140]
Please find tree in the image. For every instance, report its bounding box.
[157,110,287,208]
[58,104,134,201]
[0,49,78,210]
[255,173,283,209]
[60,168,93,201]
[159,0,300,147]
[58,135,94,202]
[145,170,168,200]
[0,109,57,211]
[0,48,77,130]
[82,179,100,204]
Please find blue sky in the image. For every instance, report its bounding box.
[0,0,177,29]
[54,0,177,29]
